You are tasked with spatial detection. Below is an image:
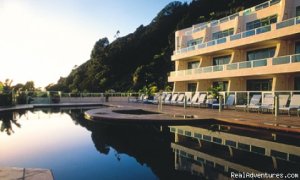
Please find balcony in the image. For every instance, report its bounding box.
[168,54,300,82]
[173,16,300,60]
[183,0,281,36]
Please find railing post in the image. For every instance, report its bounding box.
[274,95,279,117]
[219,95,223,112]
[247,91,250,106]
[158,93,163,112]
[184,94,187,109]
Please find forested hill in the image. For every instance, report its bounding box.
[47,0,267,92]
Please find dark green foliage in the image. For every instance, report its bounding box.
[0,93,12,106]
[16,92,27,104]
[48,0,267,92]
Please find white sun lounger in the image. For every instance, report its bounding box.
[280,94,300,116]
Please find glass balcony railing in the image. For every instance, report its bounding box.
[174,15,297,55]
[226,63,238,70]
[242,29,255,38]
[213,65,223,72]
[253,59,267,67]
[203,66,212,73]
[169,54,300,78]
[272,54,300,65]
[277,18,296,29]
[182,0,280,36]
[230,34,241,41]
[239,61,251,69]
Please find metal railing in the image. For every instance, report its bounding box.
[174,15,300,56]
[176,23,273,55]
[1,91,140,105]
[169,53,300,78]
[182,0,280,36]
[170,58,270,77]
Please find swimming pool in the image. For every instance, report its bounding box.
[1,107,299,179]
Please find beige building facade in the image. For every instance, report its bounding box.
[168,0,300,92]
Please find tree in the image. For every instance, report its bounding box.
[0,81,3,92]
[23,81,35,91]
[13,83,25,91]
[3,79,13,92]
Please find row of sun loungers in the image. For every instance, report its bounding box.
[129,92,300,115]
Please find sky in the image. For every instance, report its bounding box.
[0,0,191,88]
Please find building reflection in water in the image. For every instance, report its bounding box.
[169,123,300,179]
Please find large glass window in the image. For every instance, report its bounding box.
[247,47,275,61]
[294,77,300,90]
[187,38,203,47]
[246,15,277,30]
[187,61,200,69]
[212,28,234,40]
[247,79,272,91]
[213,81,228,91]
[296,42,300,54]
[187,83,197,92]
[297,6,300,17]
[213,55,231,66]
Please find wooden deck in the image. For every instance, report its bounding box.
[102,101,300,133]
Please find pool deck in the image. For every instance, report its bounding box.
[1,102,300,133]
[0,167,53,180]
[100,101,300,133]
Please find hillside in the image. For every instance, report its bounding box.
[47,0,267,92]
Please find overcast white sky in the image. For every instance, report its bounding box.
[0,0,190,88]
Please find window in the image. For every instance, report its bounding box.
[225,140,236,147]
[247,47,275,61]
[213,55,231,66]
[194,133,202,139]
[247,79,272,91]
[238,143,250,151]
[203,135,212,141]
[251,145,265,155]
[187,61,200,69]
[184,131,192,137]
[294,77,300,90]
[187,83,197,92]
[296,42,300,54]
[187,38,203,47]
[297,6,300,17]
[213,81,228,91]
[212,28,234,40]
[246,15,277,30]
[271,150,287,160]
[213,137,222,144]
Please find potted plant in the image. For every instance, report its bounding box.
[207,86,222,107]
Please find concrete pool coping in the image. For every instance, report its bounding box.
[0,167,54,180]
[0,103,106,112]
[84,107,204,125]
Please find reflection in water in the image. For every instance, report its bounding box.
[0,111,26,135]
[1,108,300,180]
[169,124,300,179]
[75,114,199,179]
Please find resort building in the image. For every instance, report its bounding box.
[168,0,300,93]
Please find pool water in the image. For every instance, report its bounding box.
[1,108,300,180]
